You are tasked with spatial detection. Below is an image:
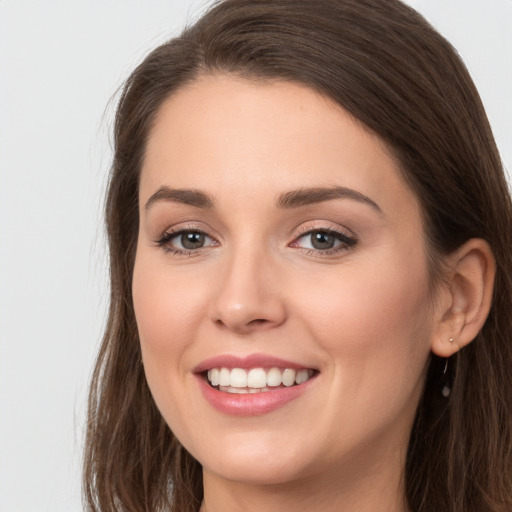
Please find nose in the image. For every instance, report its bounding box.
[208,247,287,334]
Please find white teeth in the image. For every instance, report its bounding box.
[230,368,248,388]
[219,367,231,386]
[208,368,219,386]
[220,386,272,394]
[282,368,296,387]
[248,368,267,388]
[266,367,282,387]
[206,366,314,390]
[295,369,309,384]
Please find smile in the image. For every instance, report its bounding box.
[194,354,318,415]
[206,367,315,393]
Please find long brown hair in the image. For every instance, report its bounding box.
[83,1,512,510]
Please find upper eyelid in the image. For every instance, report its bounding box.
[158,228,217,244]
[158,223,353,236]
[292,222,357,239]
[291,228,357,246]
[155,222,218,240]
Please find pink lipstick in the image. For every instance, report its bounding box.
[194,354,317,416]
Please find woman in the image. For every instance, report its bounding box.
[83,0,512,511]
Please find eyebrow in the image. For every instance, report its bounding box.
[145,186,214,210]
[277,186,382,213]
[144,185,381,213]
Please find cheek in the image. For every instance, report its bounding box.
[303,263,429,340]
[131,250,211,423]
[133,253,206,358]
[295,252,433,406]
[132,250,213,443]
[295,265,432,455]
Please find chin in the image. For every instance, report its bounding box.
[192,432,316,485]
[203,456,306,486]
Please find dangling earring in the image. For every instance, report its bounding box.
[441,358,451,397]
[441,337,457,398]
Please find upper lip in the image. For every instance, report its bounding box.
[193,353,316,373]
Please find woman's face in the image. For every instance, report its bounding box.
[133,75,437,486]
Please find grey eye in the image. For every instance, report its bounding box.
[309,231,336,250]
[178,232,206,250]
[293,228,356,253]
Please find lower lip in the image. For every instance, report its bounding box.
[196,375,315,416]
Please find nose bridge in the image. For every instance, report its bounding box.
[209,239,286,333]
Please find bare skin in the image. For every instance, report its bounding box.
[133,75,495,512]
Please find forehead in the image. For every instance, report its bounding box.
[140,74,418,219]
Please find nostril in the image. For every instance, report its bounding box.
[249,319,268,325]
[215,317,268,329]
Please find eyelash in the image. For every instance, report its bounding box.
[154,225,358,257]
[154,226,216,256]
[290,226,358,256]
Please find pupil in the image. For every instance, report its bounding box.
[311,231,335,250]
[181,232,205,249]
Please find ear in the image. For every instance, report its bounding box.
[431,238,495,358]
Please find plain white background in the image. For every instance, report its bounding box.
[0,1,510,510]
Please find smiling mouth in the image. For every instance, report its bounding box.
[206,367,316,394]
